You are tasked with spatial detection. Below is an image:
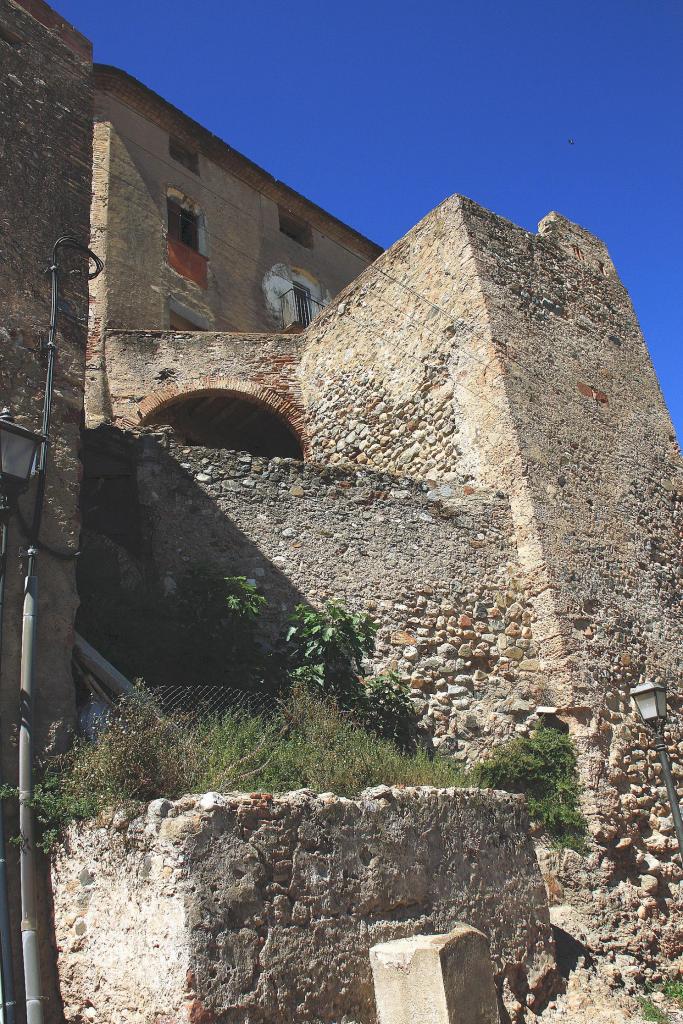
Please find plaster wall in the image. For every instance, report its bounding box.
[90,83,377,336]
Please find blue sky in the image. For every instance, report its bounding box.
[58,0,682,442]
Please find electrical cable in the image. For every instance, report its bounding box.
[13,504,78,561]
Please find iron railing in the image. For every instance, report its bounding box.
[280,287,325,329]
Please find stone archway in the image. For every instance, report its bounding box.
[137,376,309,459]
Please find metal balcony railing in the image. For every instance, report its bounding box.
[280,287,326,329]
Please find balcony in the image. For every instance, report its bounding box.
[280,286,325,330]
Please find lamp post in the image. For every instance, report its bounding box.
[630,679,683,862]
[0,409,44,1024]
[6,236,102,1024]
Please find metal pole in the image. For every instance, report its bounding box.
[15,237,101,1024]
[0,506,17,1024]
[653,728,683,863]
[19,562,41,1024]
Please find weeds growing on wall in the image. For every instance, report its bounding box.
[17,688,464,850]
[470,726,587,851]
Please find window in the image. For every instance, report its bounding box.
[168,198,200,251]
[169,137,199,175]
[278,207,313,249]
[167,195,208,288]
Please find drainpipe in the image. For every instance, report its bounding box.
[18,558,39,1024]
[0,500,16,1024]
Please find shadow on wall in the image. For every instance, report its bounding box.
[76,427,309,693]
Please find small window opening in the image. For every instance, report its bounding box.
[278,207,313,248]
[168,198,199,251]
[0,23,22,46]
[169,137,199,175]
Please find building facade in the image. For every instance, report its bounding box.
[2,0,682,991]
[86,65,381,425]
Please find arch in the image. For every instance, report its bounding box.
[137,376,309,459]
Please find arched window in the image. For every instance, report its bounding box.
[166,188,208,287]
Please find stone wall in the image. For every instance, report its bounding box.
[0,1,93,1018]
[78,426,549,757]
[51,787,558,1024]
[294,195,683,962]
[0,0,92,759]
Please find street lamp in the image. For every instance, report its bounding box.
[631,678,683,862]
[0,410,43,498]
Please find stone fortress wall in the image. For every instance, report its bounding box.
[79,427,542,762]
[85,193,683,968]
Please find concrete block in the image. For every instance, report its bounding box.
[370,926,500,1024]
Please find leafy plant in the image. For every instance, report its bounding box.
[223,576,266,620]
[282,603,417,749]
[469,726,588,851]
[284,602,376,699]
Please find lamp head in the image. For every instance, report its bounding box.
[631,678,667,728]
[0,409,43,494]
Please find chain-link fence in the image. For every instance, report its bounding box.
[145,682,278,720]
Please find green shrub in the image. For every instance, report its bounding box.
[469,726,587,851]
[223,576,266,620]
[282,602,417,749]
[356,673,417,752]
[661,981,683,1007]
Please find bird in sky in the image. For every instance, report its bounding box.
[568,138,575,145]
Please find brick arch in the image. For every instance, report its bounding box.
[137,375,310,456]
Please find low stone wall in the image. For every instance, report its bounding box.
[52,787,557,1024]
